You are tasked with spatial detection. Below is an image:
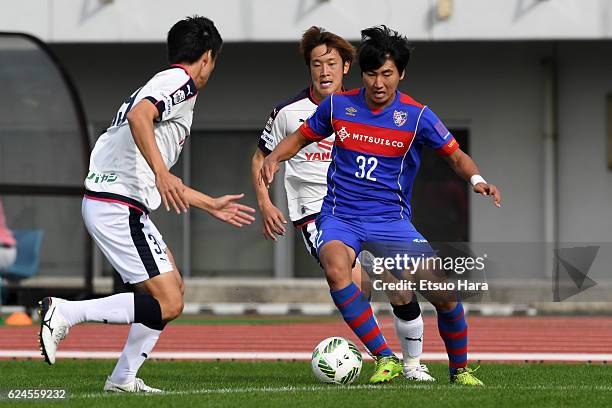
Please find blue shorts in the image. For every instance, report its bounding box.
[315,214,435,260]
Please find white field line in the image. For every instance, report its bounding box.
[2,350,612,362]
[71,384,612,399]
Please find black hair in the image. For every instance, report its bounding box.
[358,25,413,73]
[167,16,223,64]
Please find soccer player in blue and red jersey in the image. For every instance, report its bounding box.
[261,26,500,385]
[252,27,434,382]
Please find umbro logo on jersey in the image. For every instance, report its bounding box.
[393,110,408,127]
[298,119,305,123]
[337,126,350,142]
[345,107,357,116]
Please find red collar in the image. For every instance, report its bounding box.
[309,86,320,105]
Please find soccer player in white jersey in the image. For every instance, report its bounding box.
[251,27,433,382]
[38,16,255,393]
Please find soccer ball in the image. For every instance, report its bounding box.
[311,337,362,385]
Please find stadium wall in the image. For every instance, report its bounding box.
[557,42,612,243]
[3,0,612,42]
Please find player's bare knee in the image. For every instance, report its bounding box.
[171,267,185,296]
[432,300,456,312]
[393,289,414,305]
[157,287,184,322]
[159,297,184,321]
[324,263,352,290]
[177,275,185,297]
[172,299,184,320]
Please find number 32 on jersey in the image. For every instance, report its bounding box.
[355,155,378,181]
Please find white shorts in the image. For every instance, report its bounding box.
[82,194,174,284]
[298,220,321,264]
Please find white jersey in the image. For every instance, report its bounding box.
[259,87,335,224]
[85,65,197,211]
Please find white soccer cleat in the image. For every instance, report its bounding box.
[404,364,436,382]
[103,377,163,393]
[38,297,70,365]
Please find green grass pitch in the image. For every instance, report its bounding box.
[1,360,611,407]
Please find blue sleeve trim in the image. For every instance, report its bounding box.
[258,139,272,155]
[143,96,165,119]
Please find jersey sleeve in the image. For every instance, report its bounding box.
[298,94,334,142]
[416,107,459,156]
[142,70,197,123]
[258,108,286,155]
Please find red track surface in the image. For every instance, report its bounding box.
[1,316,611,356]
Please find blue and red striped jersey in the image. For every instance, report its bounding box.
[299,88,459,219]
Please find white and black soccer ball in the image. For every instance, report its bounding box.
[311,337,362,385]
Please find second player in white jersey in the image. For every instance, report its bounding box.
[258,87,334,223]
[86,65,197,211]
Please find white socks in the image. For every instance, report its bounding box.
[57,293,135,327]
[394,314,424,367]
[109,323,162,385]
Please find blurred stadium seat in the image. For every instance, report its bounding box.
[1,229,44,281]
[0,229,44,305]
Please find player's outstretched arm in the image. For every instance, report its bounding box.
[443,148,501,208]
[260,130,310,187]
[251,149,288,240]
[183,187,256,228]
[127,99,188,214]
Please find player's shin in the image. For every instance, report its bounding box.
[330,282,393,357]
[436,301,468,375]
[392,302,423,368]
[109,322,166,385]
